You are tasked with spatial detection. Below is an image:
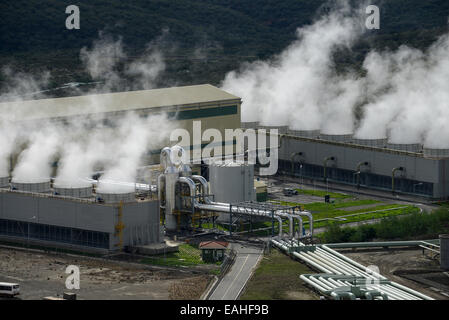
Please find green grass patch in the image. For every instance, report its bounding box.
[140,244,207,267]
[240,249,319,300]
[319,207,449,243]
[295,188,351,199]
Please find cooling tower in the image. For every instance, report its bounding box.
[96,192,136,204]
[54,185,93,198]
[423,148,449,159]
[353,138,387,148]
[0,176,9,188]
[287,129,320,139]
[319,133,353,143]
[387,143,423,153]
[11,179,51,193]
[241,121,259,129]
[257,124,289,134]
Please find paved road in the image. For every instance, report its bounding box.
[208,243,263,300]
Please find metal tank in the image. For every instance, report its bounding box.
[209,161,255,222]
[287,129,320,139]
[440,234,449,270]
[353,138,387,148]
[387,143,423,153]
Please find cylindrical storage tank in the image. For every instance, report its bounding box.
[257,125,288,134]
[11,180,51,193]
[320,133,353,143]
[0,177,9,188]
[287,129,320,139]
[54,185,93,198]
[423,148,449,159]
[387,143,423,153]
[96,192,135,204]
[164,167,179,232]
[209,162,255,222]
[241,121,259,129]
[440,234,449,270]
[353,138,387,148]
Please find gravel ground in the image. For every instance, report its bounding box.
[0,246,212,300]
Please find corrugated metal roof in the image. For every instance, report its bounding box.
[199,241,229,249]
[0,84,241,121]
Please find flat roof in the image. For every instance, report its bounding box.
[0,84,241,121]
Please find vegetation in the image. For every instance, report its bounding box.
[295,188,351,199]
[1,0,449,90]
[140,243,209,267]
[240,249,319,300]
[319,208,449,243]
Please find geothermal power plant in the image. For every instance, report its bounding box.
[0,83,448,255]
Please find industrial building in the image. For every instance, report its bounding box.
[0,84,242,252]
[241,122,449,200]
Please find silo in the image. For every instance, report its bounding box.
[0,177,9,188]
[423,148,449,159]
[209,162,255,222]
[353,138,387,148]
[287,129,320,139]
[387,143,423,153]
[440,234,449,270]
[320,133,353,143]
[11,179,51,193]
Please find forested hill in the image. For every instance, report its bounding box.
[1,0,449,90]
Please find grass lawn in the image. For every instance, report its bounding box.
[295,188,351,199]
[140,244,209,267]
[240,249,319,300]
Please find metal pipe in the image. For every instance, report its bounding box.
[323,156,335,182]
[290,152,303,175]
[355,161,369,189]
[191,175,211,204]
[392,166,404,194]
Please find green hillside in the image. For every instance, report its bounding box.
[1,0,449,93]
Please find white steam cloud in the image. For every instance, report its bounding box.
[0,31,175,193]
[221,0,449,148]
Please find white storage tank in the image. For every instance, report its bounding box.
[209,161,255,205]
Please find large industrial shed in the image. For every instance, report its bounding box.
[3,84,242,164]
[0,190,161,253]
[277,134,449,200]
[0,84,242,252]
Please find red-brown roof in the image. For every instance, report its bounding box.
[199,241,229,250]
